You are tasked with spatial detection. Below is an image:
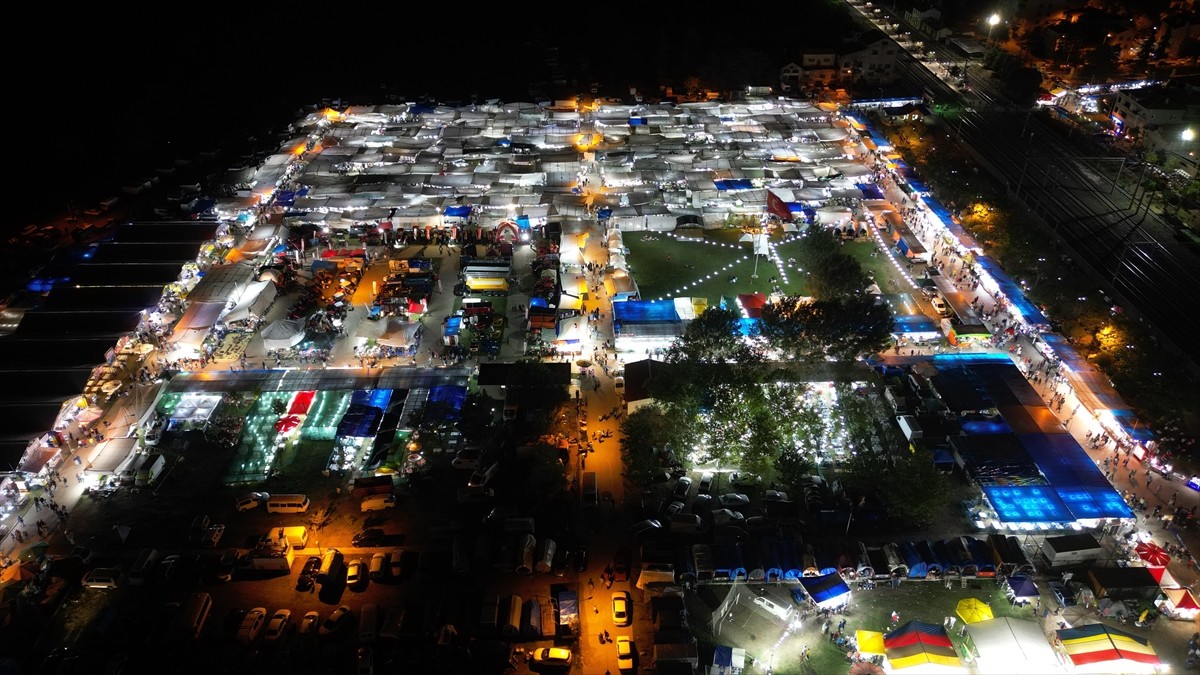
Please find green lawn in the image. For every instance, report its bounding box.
[622,227,912,304]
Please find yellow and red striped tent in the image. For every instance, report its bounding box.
[1056,623,1160,669]
[884,621,962,670]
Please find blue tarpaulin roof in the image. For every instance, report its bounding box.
[337,404,384,438]
[613,300,680,323]
[983,485,1072,523]
[426,384,468,420]
[1007,575,1038,598]
[976,256,1050,328]
[629,117,646,126]
[597,207,612,220]
[799,573,852,606]
[276,191,297,206]
[892,313,940,335]
[922,196,984,251]
[857,182,885,200]
[1056,486,1134,520]
[444,205,472,218]
[714,179,754,191]
[351,389,392,410]
[444,316,462,336]
[1020,433,1110,489]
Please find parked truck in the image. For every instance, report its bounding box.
[550,583,579,641]
[351,476,395,499]
[1040,533,1104,569]
[134,453,167,488]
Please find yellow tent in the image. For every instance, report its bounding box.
[856,630,887,656]
[956,597,994,624]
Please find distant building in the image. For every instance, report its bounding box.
[780,30,899,93]
[1110,85,1197,141]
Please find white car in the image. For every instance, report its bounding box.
[346,560,365,588]
[616,636,635,670]
[237,607,267,645]
[82,568,122,589]
[717,493,750,508]
[298,611,319,636]
[263,609,291,642]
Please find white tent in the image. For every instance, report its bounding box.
[222,279,277,324]
[377,319,422,349]
[260,318,307,351]
[970,617,1061,674]
[186,262,257,304]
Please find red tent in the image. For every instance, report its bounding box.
[737,292,767,319]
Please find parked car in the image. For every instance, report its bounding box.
[82,568,122,589]
[611,591,631,626]
[531,647,573,666]
[356,646,374,675]
[1049,581,1076,607]
[672,477,693,499]
[616,636,635,671]
[572,545,588,573]
[691,494,713,513]
[387,550,403,579]
[452,447,482,471]
[235,492,269,511]
[237,607,267,645]
[763,490,790,502]
[711,508,745,526]
[698,473,714,495]
[299,556,321,582]
[320,605,352,637]
[352,528,388,547]
[200,524,225,547]
[298,611,319,636]
[665,500,685,516]
[718,493,750,508]
[613,547,631,581]
[468,462,499,487]
[346,560,366,589]
[264,609,291,642]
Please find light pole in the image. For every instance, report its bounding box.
[987,14,1001,45]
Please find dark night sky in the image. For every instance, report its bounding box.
[10,10,711,227]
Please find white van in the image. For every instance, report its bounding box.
[359,603,378,643]
[175,592,212,640]
[266,494,310,514]
[501,595,522,637]
[317,548,344,583]
[360,494,396,512]
[129,548,160,586]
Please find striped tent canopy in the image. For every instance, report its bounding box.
[1056,623,1160,671]
[884,621,961,670]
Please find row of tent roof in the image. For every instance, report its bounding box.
[677,533,1034,584]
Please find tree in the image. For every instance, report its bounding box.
[760,295,894,362]
[506,443,567,505]
[504,360,570,436]
[807,251,870,300]
[840,450,951,529]
[665,306,762,366]
[619,404,699,485]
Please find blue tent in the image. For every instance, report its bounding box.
[915,541,943,576]
[444,205,472,218]
[901,541,929,578]
[798,573,852,608]
[1007,575,1038,599]
[714,179,754,191]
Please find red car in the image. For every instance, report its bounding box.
[613,546,630,582]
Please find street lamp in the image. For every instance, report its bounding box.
[987,14,1001,45]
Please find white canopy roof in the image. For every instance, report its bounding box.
[970,618,1061,674]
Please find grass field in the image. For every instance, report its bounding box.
[622,227,911,305]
